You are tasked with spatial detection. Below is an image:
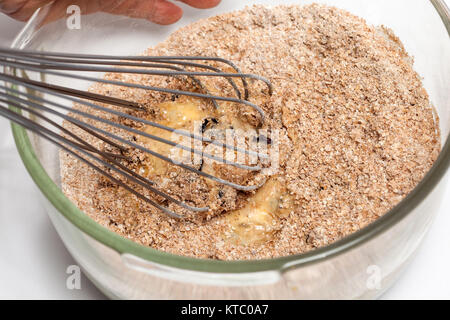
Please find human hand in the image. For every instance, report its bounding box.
[0,0,221,24]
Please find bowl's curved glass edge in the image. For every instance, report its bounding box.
[431,0,450,34]
[9,0,450,274]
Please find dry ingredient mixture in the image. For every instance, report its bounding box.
[60,4,441,260]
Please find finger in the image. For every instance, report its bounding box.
[177,0,221,9]
[112,0,183,25]
[41,0,183,26]
[0,0,28,14]
[5,0,52,21]
[6,0,184,25]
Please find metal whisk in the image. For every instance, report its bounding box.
[0,48,273,218]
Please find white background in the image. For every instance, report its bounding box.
[0,1,449,299]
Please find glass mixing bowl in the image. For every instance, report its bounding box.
[7,0,450,299]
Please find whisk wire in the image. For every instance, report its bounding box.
[0,48,273,218]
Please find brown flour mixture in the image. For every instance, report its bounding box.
[60,4,441,260]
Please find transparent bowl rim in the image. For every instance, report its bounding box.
[9,0,450,274]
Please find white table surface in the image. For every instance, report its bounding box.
[0,3,449,300]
